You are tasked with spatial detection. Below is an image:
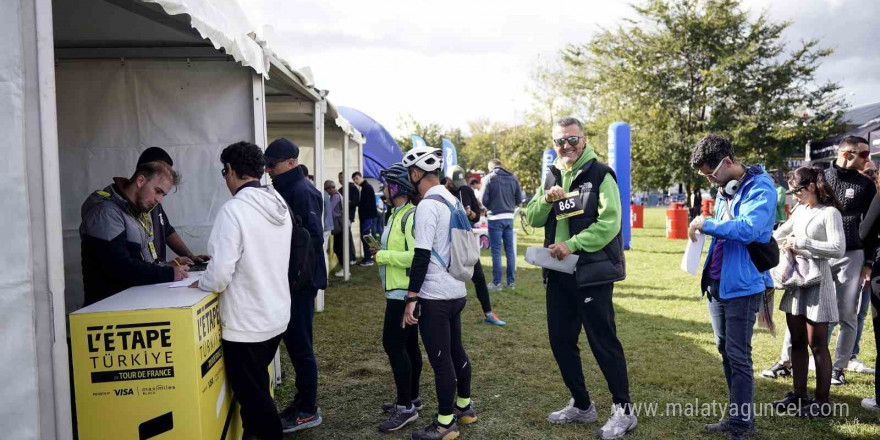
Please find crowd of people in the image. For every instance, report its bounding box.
[77,118,880,440]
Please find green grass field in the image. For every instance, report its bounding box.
[277,208,879,439]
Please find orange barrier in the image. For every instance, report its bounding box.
[631,205,644,229]
[666,205,689,239]
[701,199,716,217]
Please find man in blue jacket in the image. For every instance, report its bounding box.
[688,135,776,440]
[264,138,327,433]
[481,159,524,289]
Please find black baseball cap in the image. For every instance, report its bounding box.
[265,138,299,165]
[137,147,173,167]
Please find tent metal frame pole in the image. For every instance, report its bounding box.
[343,134,351,280]
[314,101,326,312]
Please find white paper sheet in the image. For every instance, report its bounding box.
[681,233,707,275]
[168,272,203,288]
[525,246,579,274]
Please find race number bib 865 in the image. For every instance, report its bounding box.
[554,190,585,220]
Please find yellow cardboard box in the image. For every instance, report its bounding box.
[70,282,251,440]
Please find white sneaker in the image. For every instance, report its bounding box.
[334,269,344,277]
[847,357,875,374]
[597,404,637,439]
[862,398,880,412]
[547,399,597,424]
[487,283,502,292]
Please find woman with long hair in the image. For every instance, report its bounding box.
[771,166,844,417]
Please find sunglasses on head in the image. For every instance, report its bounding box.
[841,150,870,159]
[554,136,583,147]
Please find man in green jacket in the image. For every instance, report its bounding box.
[526,117,636,439]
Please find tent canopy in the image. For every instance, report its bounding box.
[337,107,402,180]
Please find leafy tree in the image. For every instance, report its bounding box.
[561,0,846,197]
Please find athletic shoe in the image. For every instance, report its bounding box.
[281,408,322,433]
[547,399,598,424]
[483,312,506,326]
[597,403,637,439]
[454,402,477,424]
[861,398,880,412]
[358,260,375,267]
[505,283,515,290]
[409,415,459,440]
[379,405,419,432]
[798,398,832,419]
[848,357,875,374]
[760,362,791,379]
[383,397,424,413]
[334,269,344,277]
[704,418,757,434]
[831,368,846,386]
[487,283,502,292]
[773,391,808,413]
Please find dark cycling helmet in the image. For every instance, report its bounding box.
[381,162,415,198]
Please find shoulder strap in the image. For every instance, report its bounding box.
[424,194,455,211]
[422,194,453,269]
[400,206,416,234]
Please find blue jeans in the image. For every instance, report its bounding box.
[360,217,380,262]
[707,288,761,430]
[488,218,515,286]
[852,281,871,357]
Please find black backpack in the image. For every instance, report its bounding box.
[288,214,315,293]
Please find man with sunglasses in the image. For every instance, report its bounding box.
[688,134,776,440]
[262,138,327,433]
[525,117,635,439]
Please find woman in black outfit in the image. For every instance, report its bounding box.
[857,169,880,412]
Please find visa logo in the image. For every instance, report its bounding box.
[114,388,134,396]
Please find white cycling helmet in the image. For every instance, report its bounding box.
[401,146,443,172]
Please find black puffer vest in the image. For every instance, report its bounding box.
[543,159,626,287]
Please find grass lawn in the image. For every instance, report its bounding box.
[277,207,879,439]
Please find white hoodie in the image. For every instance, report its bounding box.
[199,185,292,343]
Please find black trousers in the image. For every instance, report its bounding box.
[281,289,319,414]
[471,261,493,314]
[383,298,423,406]
[332,228,357,264]
[222,334,283,440]
[546,272,631,409]
[419,297,472,415]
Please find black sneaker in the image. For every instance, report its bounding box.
[773,391,809,414]
[281,408,323,434]
[760,361,791,379]
[704,418,758,434]
[379,405,419,432]
[799,399,833,419]
[409,415,459,440]
[383,397,424,413]
[453,402,477,424]
[831,368,846,386]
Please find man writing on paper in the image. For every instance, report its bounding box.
[525,117,636,439]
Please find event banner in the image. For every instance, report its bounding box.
[70,288,252,440]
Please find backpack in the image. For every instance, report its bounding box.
[288,214,315,293]
[423,194,480,281]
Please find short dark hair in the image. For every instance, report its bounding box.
[469,178,479,186]
[220,141,264,179]
[839,136,869,150]
[131,161,180,186]
[691,134,735,169]
[556,117,584,132]
[352,171,363,179]
[489,159,502,168]
[299,164,309,176]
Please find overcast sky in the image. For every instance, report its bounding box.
[241,0,879,136]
